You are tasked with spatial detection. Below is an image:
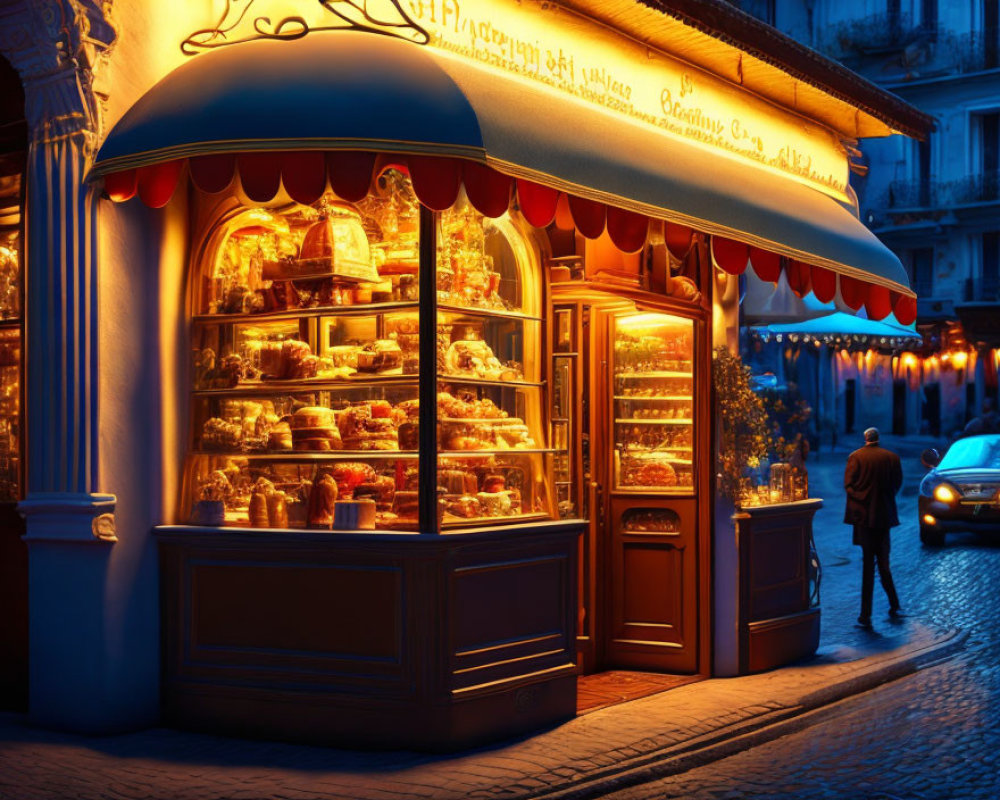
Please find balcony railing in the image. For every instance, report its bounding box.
[964,277,1000,302]
[876,173,1000,210]
[819,20,1000,78]
[945,28,1000,74]
[821,12,938,59]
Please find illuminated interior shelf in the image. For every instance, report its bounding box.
[614,395,693,401]
[193,301,420,324]
[437,376,544,389]
[438,303,542,322]
[438,448,557,456]
[194,375,419,394]
[615,371,691,379]
[615,418,693,425]
[191,450,419,460]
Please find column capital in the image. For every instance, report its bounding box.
[18,492,117,544]
[0,0,117,150]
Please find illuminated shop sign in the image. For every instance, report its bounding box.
[182,0,849,201]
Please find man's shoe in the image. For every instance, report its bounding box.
[888,608,909,620]
[856,616,873,630]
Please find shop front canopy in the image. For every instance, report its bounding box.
[750,311,922,349]
[92,31,916,323]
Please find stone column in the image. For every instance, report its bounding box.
[0,0,125,731]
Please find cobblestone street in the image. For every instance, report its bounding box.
[605,435,1000,799]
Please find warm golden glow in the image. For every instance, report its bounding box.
[922,514,936,525]
[901,352,919,369]
[933,485,957,504]
[950,350,969,369]
[418,0,849,201]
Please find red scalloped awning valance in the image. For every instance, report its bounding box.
[710,235,918,326]
[102,151,918,321]
[102,151,666,255]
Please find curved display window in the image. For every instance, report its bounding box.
[182,171,554,532]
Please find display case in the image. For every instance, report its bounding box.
[434,199,554,528]
[181,170,555,532]
[611,312,695,492]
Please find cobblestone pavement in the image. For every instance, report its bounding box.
[0,435,970,800]
[605,434,1000,799]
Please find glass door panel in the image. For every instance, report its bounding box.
[612,312,695,492]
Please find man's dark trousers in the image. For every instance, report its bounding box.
[856,525,900,622]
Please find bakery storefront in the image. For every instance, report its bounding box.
[5,0,930,749]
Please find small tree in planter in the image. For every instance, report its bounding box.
[713,347,770,508]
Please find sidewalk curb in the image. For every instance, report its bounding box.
[530,627,967,800]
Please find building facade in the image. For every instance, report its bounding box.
[0,0,927,748]
[733,0,1000,441]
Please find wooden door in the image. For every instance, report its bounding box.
[606,497,698,671]
[600,307,701,673]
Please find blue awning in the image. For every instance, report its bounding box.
[94,31,913,296]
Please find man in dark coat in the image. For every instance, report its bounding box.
[844,427,904,629]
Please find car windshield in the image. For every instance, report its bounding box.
[939,435,1000,470]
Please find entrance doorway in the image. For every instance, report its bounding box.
[554,294,705,678]
[892,379,907,435]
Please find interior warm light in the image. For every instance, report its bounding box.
[901,352,918,369]
[951,351,969,369]
[922,514,936,525]
[933,485,957,504]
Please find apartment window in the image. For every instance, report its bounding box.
[921,0,937,31]
[983,233,1000,298]
[910,248,934,297]
[975,112,1000,202]
[985,0,999,70]
[917,137,932,206]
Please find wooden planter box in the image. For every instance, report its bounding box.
[733,499,821,674]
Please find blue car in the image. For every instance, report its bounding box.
[919,434,1000,546]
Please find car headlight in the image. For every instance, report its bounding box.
[933,484,958,504]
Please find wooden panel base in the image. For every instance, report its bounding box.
[157,522,582,751]
[735,500,822,675]
[746,608,821,674]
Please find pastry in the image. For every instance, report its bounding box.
[482,474,505,493]
[353,475,395,510]
[202,417,243,451]
[446,495,481,519]
[249,488,270,527]
[266,490,289,528]
[397,421,419,450]
[267,421,292,450]
[332,462,376,497]
[292,406,335,429]
[392,490,418,519]
[307,472,339,529]
[439,467,477,495]
[477,491,512,516]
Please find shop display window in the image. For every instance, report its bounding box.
[435,198,554,527]
[182,170,554,532]
[612,312,695,493]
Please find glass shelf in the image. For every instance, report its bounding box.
[437,303,543,322]
[191,450,419,460]
[615,418,693,425]
[194,375,419,395]
[192,301,420,324]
